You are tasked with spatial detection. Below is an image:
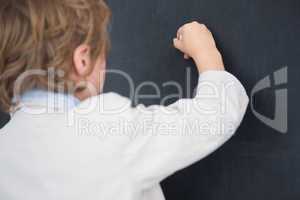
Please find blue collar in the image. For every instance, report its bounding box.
[17,89,81,110]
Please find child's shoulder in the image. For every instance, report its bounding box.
[75,92,133,118]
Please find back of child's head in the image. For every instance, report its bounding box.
[0,0,111,112]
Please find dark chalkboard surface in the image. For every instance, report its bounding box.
[104,0,300,199]
[1,0,299,199]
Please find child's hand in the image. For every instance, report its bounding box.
[173,21,225,73]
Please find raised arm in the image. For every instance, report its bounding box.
[123,22,249,188]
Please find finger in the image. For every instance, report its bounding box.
[177,29,180,39]
[184,54,190,59]
[173,38,182,50]
[177,27,184,39]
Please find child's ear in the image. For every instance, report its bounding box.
[73,44,92,76]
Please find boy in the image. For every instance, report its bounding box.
[0,0,248,200]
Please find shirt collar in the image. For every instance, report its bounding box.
[16,89,81,111]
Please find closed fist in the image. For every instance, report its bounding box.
[173,21,224,73]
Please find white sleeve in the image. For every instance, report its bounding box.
[124,71,249,188]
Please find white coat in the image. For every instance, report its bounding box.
[0,71,249,200]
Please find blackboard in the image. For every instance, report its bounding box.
[1,0,299,199]
[104,0,300,199]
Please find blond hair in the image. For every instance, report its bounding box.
[0,0,111,112]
